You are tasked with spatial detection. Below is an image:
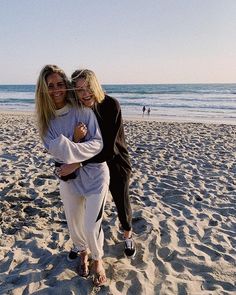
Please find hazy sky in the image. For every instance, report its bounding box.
[1,0,236,84]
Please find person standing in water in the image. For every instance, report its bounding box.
[142,105,146,116]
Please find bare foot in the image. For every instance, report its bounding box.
[93,259,107,286]
[124,230,132,239]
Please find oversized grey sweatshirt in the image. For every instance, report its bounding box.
[43,105,109,196]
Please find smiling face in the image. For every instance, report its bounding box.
[46,73,67,109]
[75,78,95,108]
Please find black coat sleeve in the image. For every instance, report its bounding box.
[83,96,122,164]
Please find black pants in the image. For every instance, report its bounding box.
[108,162,132,232]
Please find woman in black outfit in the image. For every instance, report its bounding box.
[70,69,136,258]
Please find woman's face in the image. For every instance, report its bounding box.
[46,73,67,109]
[75,78,95,108]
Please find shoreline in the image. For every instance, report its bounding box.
[1,109,236,126]
[124,113,236,125]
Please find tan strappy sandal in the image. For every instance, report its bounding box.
[77,250,90,278]
[93,269,107,287]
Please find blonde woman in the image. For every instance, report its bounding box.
[69,69,136,258]
[35,65,109,286]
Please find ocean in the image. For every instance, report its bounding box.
[1,83,236,123]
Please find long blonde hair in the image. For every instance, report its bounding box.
[35,65,76,138]
[71,69,105,104]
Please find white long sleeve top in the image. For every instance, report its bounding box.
[43,104,109,196]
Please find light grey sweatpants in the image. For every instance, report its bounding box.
[60,181,108,260]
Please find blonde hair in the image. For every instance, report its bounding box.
[71,69,105,104]
[35,65,76,138]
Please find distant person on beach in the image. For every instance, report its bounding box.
[68,68,136,258]
[142,105,146,116]
[35,65,109,287]
[147,107,151,116]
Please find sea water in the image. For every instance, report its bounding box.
[0,84,236,123]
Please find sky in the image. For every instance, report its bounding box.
[0,0,236,84]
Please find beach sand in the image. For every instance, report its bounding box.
[0,111,236,295]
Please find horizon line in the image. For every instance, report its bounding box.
[0,82,236,86]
